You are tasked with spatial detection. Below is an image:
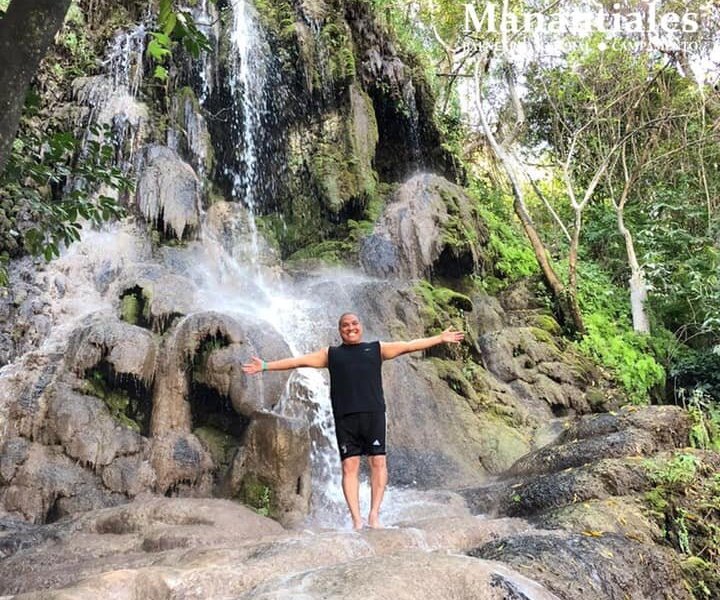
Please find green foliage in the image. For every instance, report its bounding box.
[415,280,472,344]
[549,261,664,404]
[0,125,131,285]
[577,313,664,405]
[646,452,701,490]
[671,347,720,403]
[643,451,720,593]
[239,476,274,517]
[319,22,356,84]
[468,180,538,290]
[148,0,215,81]
[682,388,720,452]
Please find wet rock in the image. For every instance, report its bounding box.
[204,201,279,267]
[149,432,213,496]
[470,531,690,600]
[136,145,202,240]
[229,411,311,527]
[45,384,145,468]
[73,75,151,162]
[463,457,653,518]
[242,550,561,600]
[65,314,157,384]
[116,264,197,333]
[151,311,291,435]
[360,173,487,280]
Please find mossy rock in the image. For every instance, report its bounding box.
[476,412,531,473]
[83,369,142,433]
[193,425,240,467]
[431,358,486,409]
[238,474,275,518]
[119,286,152,327]
[682,556,720,600]
[531,313,562,336]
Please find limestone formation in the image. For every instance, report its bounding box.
[65,313,157,384]
[136,145,202,240]
[150,311,291,435]
[116,263,198,333]
[360,173,488,280]
[229,411,311,527]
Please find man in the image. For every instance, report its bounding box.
[242,312,464,530]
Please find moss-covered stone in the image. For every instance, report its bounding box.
[83,368,143,433]
[431,358,483,409]
[119,286,151,328]
[193,425,240,467]
[238,474,275,518]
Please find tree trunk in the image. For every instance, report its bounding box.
[616,207,650,333]
[0,0,72,174]
[472,60,583,335]
[566,209,586,335]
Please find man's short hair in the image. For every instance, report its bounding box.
[338,312,360,327]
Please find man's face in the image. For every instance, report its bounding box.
[339,314,363,344]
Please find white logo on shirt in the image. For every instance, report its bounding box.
[372,439,381,446]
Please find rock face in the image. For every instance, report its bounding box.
[0,306,307,525]
[360,173,488,280]
[460,405,695,600]
[136,145,202,240]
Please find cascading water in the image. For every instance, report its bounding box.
[1,0,469,532]
[163,0,467,529]
[74,21,150,173]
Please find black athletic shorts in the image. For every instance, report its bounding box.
[334,411,386,461]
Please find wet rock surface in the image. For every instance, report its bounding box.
[360,173,487,280]
[470,531,689,600]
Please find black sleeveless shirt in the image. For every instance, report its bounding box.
[327,341,385,417]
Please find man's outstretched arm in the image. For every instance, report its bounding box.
[380,327,464,361]
[242,348,328,374]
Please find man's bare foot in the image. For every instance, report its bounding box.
[352,518,363,530]
[368,511,382,529]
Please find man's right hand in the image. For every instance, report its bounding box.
[241,356,264,375]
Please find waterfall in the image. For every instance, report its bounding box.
[0,0,466,532]
[74,22,149,173]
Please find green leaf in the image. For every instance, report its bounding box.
[153,65,169,81]
[147,35,171,61]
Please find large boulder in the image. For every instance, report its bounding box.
[360,173,487,280]
[65,314,157,384]
[229,411,312,527]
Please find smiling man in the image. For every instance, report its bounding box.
[242,312,464,530]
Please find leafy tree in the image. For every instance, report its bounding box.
[0,124,132,285]
[0,0,73,174]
